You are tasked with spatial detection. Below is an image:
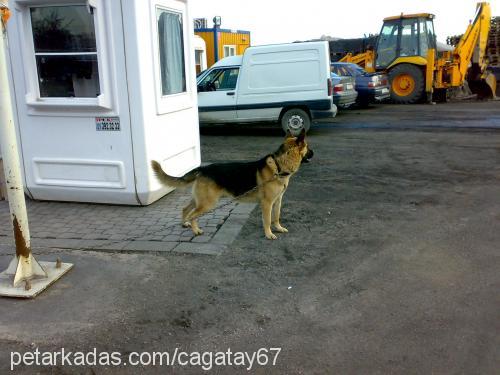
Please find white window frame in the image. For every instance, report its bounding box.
[194,48,206,74]
[152,0,193,115]
[223,45,236,57]
[14,0,113,112]
[194,48,202,65]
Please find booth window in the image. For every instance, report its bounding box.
[157,9,186,96]
[30,5,101,98]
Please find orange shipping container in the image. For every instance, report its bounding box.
[195,28,250,68]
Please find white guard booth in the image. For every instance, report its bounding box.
[6,0,201,205]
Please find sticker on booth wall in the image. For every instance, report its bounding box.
[96,117,120,131]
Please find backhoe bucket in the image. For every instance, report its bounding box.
[468,72,497,99]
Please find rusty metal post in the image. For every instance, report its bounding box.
[0,1,47,287]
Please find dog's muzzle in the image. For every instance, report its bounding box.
[302,148,314,163]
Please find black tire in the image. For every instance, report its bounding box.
[280,108,311,136]
[388,64,425,104]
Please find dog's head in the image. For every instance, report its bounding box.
[282,129,314,164]
[302,144,314,163]
[270,129,313,176]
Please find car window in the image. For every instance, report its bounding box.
[354,66,365,74]
[339,65,351,76]
[349,64,366,76]
[198,69,222,87]
[198,68,239,91]
[217,68,239,90]
[331,65,350,76]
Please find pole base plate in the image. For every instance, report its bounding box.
[0,261,73,298]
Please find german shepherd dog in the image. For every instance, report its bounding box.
[151,129,313,240]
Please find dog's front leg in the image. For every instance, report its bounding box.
[272,193,288,233]
[261,199,277,240]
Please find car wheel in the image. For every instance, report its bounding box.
[281,108,311,136]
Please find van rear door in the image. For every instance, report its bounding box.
[236,42,331,121]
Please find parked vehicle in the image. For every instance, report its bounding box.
[338,2,496,103]
[331,62,390,106]
[196,41,337,134]
[329,71,358,108]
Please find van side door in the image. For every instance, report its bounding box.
[197,67,239,122]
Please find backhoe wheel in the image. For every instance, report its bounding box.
[281,108,310,136]
[388,64,425,104]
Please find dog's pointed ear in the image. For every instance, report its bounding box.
[296,129,306,144]
[285,130,294,139]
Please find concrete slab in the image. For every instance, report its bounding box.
[0,261,73,298]
[172,242,226,255]
[122,241,177,252]
[211,212,255,245]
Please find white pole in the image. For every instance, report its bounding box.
[0,2,47,288]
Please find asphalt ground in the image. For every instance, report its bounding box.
[0,100,499,374]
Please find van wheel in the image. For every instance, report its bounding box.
[281,108,311,136]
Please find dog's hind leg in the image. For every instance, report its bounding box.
[184,182,221,236]
[272,194,288,233]
[184,202,215,236]
[182,200,196,227]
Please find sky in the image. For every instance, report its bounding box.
[190,0,499,45]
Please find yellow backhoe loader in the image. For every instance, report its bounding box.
[340,2,496,103]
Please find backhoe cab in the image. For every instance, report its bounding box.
[376,13,436,70]
[374,13,437,103]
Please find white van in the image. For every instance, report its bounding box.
[196,42,337,134]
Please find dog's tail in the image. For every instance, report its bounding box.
[151,160,198,187]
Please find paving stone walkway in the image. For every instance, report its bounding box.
[0,188,256,256]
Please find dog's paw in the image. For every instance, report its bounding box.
[265,232,278,240]
[182,221,191,228]
[274,224,288,233]
[192,228,204,236]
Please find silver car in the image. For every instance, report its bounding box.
[330,71,358,109]
[331,62,390,106]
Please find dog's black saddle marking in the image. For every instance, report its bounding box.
[197,156,270,197]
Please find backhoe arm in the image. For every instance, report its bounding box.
[453,2,491,83]
[339,51,376,72]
